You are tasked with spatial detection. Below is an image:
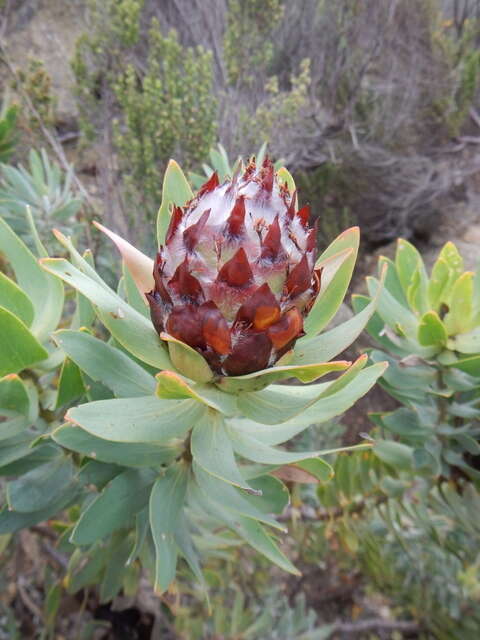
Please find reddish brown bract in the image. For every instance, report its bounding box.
[147,158,320,376]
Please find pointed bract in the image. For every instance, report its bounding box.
[217,248,253,288]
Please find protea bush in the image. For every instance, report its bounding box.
[1,156,386,598]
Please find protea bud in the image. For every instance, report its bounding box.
[146,159,321,377]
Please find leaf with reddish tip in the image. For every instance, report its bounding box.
[225,196,246,237]
[183,209,210,252]
[217,248,253,288]
[160,332,214,383]
[260,215,283,262]
[216,359,351,394]
[157,160,194,247]
[285,254,311,298]
[93,221,154,301]
[168,257,204,303]
[155,371,236,415]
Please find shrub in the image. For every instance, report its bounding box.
[72,0,217,238]
[0,157,384,604]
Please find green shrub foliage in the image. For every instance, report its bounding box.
[72,0,217,227]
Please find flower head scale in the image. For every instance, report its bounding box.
[147,158,321,377]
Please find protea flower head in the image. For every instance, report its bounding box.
[146,158,321,377]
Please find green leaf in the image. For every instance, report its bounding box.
[245,475,289,514]
[174,512,208,598]
[374,407,431,439]
[0,484,79,535]
[209,147,231,179]
[366,275,418,338]
[127,508,149,565]
[274,458,334,484]
[71,250,96,329]
[395,238,425,295]
[122,261,149,318]
[0,442,58,476]
[406,264,429,315]
[231,362,388,445]
[305,227,359,336]
[373,440,414,470]
[66,396,205,444]
[276,166,296,193]
[0,271,34,326]
[77,461,121,489]
[377,256,409,307]
[417,310,447,347]
[99,533,133,603]
[7,456,75,512]
[54,330,156,397]
[227,426,361,472]
[160,332,214,383]
[370,349,436,392]
[351,294,409,356]
[150,462,188,592]
[193,463,285,531]
[156,371,237,415]
[237,356,368,425]
[157,159,193,247]
[428,257,450,310]
[0,374,31,416]
[446,354,480,377]
[295,265,386,364]
[55,358,85,409]
[0,218,64,341]
[190,482,299,575]
[216,360,350,394]
[40,258,172,370]
[191,410,261,495]
[65,546,106,594]
[0,306,48,376]
[71,469,156,545]
[433,242,464,303]
[443,272,475,335]
[449,327,480,354]
[53,423,179,468]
